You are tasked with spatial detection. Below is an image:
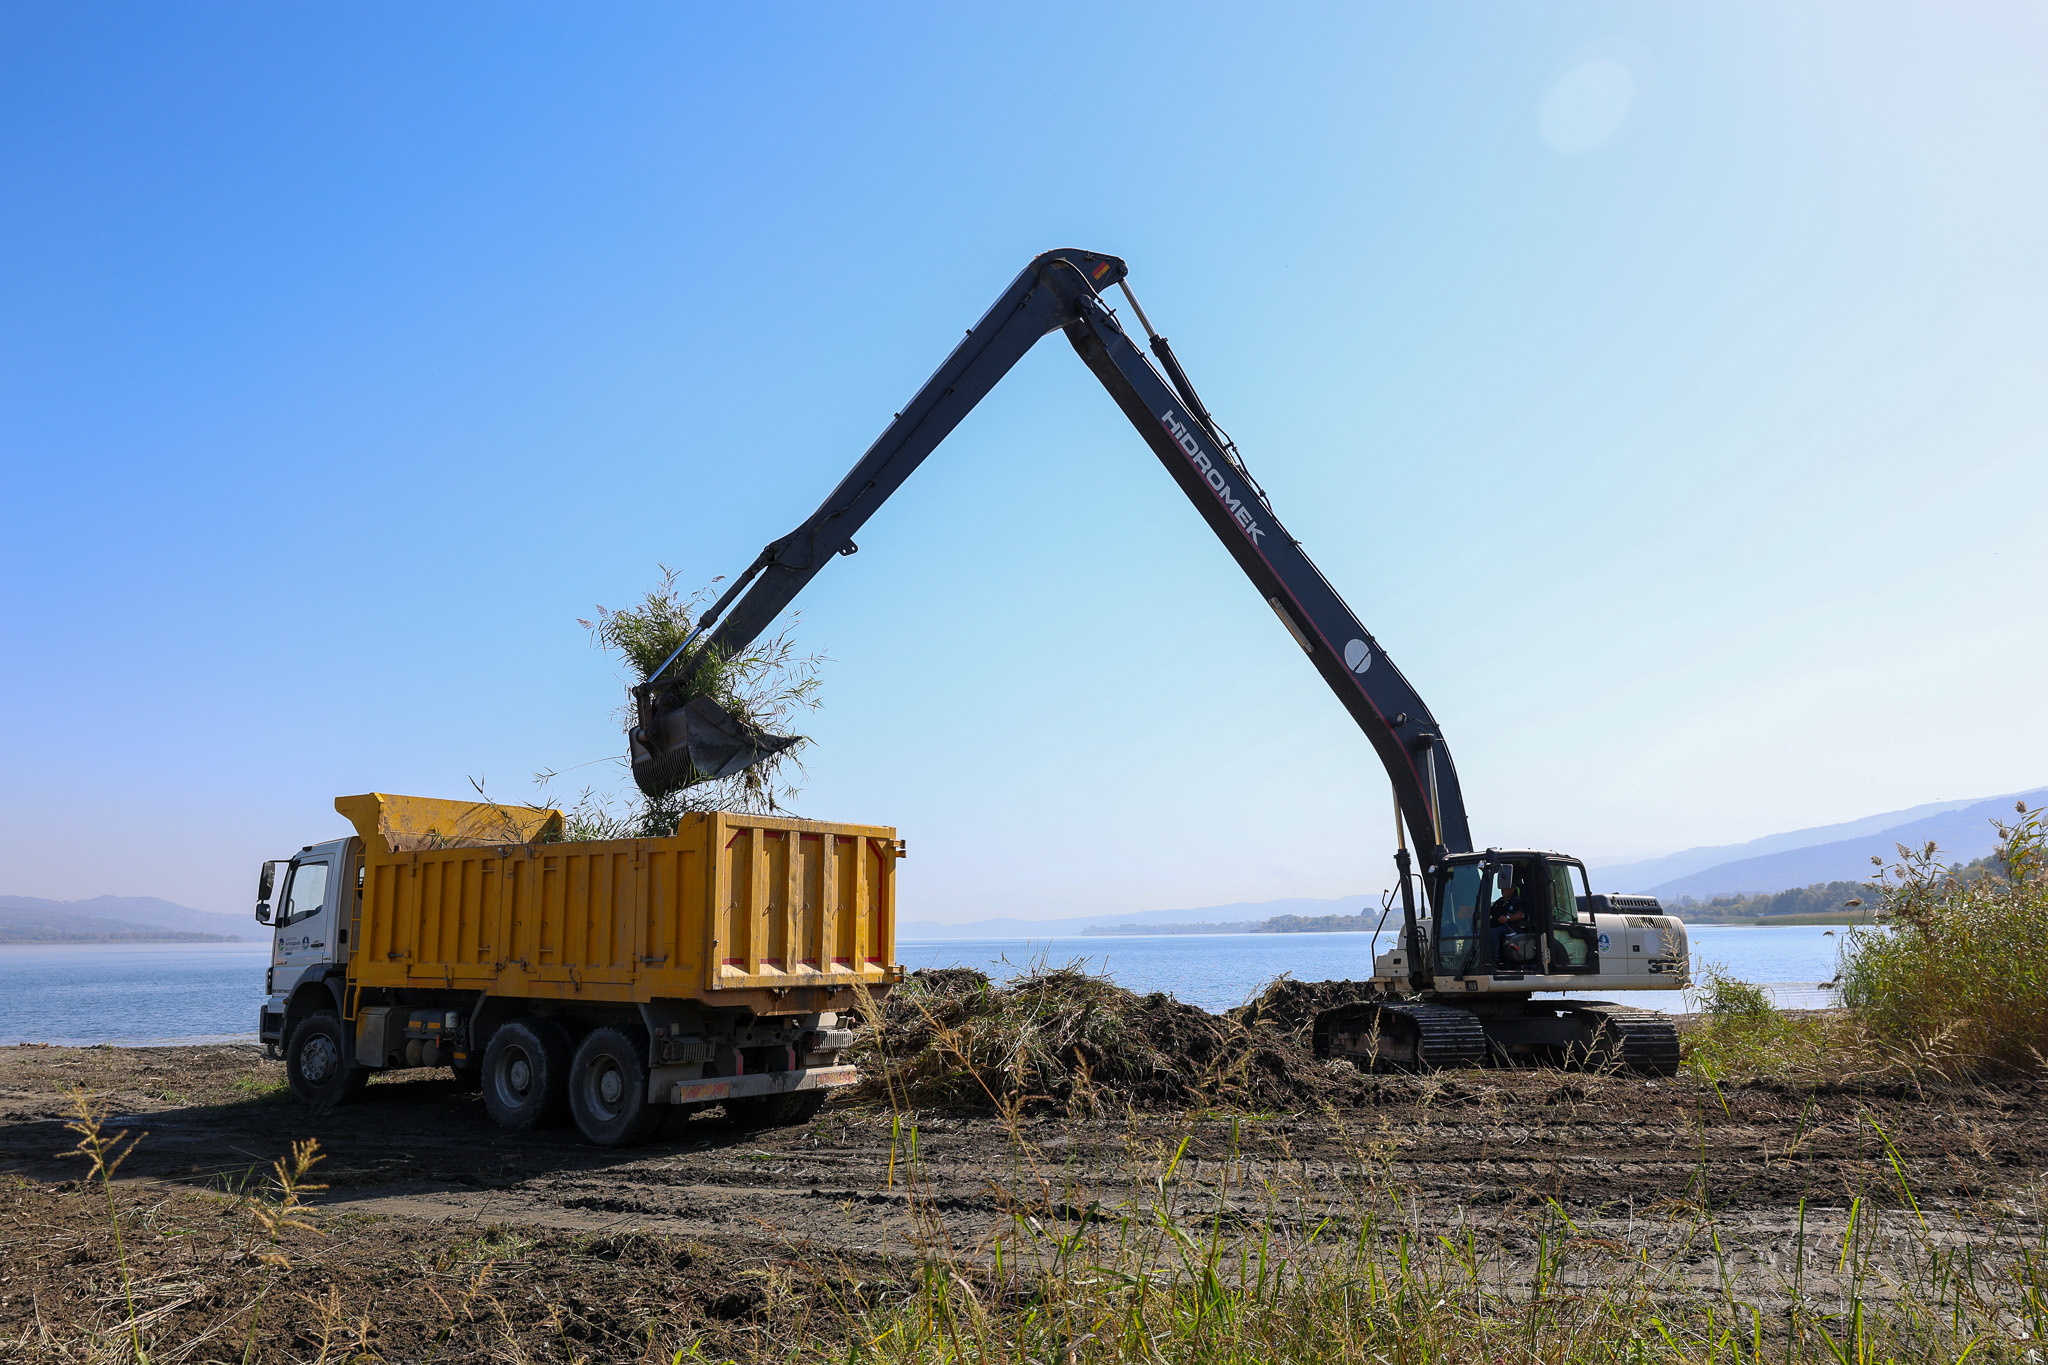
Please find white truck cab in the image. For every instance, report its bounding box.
[255,837,355,1051]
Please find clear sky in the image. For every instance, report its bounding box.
[4,4,2044,921]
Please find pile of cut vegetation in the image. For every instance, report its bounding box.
[1225,975,1383,1040]
[849,966,1374,1115]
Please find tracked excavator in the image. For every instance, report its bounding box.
[635,250,1688,1074]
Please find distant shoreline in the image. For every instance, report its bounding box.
[0,933,245,945]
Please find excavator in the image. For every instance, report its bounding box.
[632,250,1688,1073]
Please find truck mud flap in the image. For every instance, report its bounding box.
[658,1064,858,1106]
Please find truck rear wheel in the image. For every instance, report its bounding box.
[724,1089,826,1130]
[567,1027,661,1148]
[286,1011,369,1111]
[481,1018,572,1131]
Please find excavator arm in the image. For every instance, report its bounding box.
[633,249,1474,867]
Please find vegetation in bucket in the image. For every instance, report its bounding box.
[552,566,826,839]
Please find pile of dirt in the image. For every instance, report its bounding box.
[1225,975,1383,1040]
[850,967,1372,1115]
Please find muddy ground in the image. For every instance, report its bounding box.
[2,1040,2044,1359]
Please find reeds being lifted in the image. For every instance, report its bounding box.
[557,566,826,839]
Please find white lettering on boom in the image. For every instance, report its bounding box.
[1159,409,1266,547]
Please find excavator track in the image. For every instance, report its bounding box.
[1556,1002,1682,1076]
[1314,1002,1486,1072]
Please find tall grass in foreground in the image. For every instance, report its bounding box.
[823,992,2047,1365]
[1841,803,2048,1072]
[821,1101,2046,1365]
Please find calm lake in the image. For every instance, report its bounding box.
[0,925,1848,1046]
[897,924,1848,1013]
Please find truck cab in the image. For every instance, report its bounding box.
[256,837,357,1052]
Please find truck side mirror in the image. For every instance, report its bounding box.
[255,860,283,924]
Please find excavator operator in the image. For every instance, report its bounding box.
[1491,880,1534,967]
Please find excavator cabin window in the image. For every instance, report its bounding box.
[1435,863,1484,974]
[1547,860,1596,971]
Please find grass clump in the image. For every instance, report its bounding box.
[1678,964,1863,1083]
[1841,801,2048,1073]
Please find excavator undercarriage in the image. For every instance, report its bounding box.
[1313,998,1682,1075]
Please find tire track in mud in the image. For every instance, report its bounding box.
[0,1045,2041,1272]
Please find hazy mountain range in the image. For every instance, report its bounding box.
[1600,787,2045,900]
[12,785,2035,943]
[901,785,2041,938]
[0,895,249,943]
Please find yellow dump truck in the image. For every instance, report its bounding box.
[257,793,903,1145]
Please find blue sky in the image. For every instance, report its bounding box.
[3,4,2044,920]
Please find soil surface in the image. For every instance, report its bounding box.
[2,1040,2043,1359]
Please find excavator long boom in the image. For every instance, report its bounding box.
[634,250,1474,863]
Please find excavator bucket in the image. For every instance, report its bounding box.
[629,691,802,799]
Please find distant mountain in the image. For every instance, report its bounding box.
[898,787,2045,937]
[900,895,1374,941]
[0,895,247,943]
[1590,792,2033,890]
[1635,789,2046,901]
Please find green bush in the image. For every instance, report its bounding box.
[1840,802,2048,1073]
[1680,962,1859,1083]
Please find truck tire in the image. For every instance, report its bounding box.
[567,1027,662,1148]
[724,1089,826,1130]
[286,1012,369,1111]
[481,1018,572,1132]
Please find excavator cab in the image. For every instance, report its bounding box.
[1323,848,1685,1073]
[1430,851,1596,981]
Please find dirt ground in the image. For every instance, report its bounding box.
[2,1039,2044,1359]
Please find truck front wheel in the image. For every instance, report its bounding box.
[481,1019,571,1131]
[567,1027,661,1147]
[286,1012,369,1111]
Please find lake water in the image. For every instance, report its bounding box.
[898,924,1850,1013]
[0,925,1848,1046]
[0,940,271,1047]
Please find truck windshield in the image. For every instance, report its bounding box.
[282,862,329,926]
[1436,863,1483,971]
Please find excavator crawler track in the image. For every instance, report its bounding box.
[1314,1002,1486,1072]
[1557,1002,1682,1076]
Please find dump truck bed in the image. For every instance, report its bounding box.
[336,794,902,1015]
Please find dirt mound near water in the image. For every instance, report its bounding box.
[1225,975,1384,1040]
[849,967,1373,1115]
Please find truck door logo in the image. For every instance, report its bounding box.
[1159,409,1266,546]
[1344,639,1372,673]
[1597,932,1611,953]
